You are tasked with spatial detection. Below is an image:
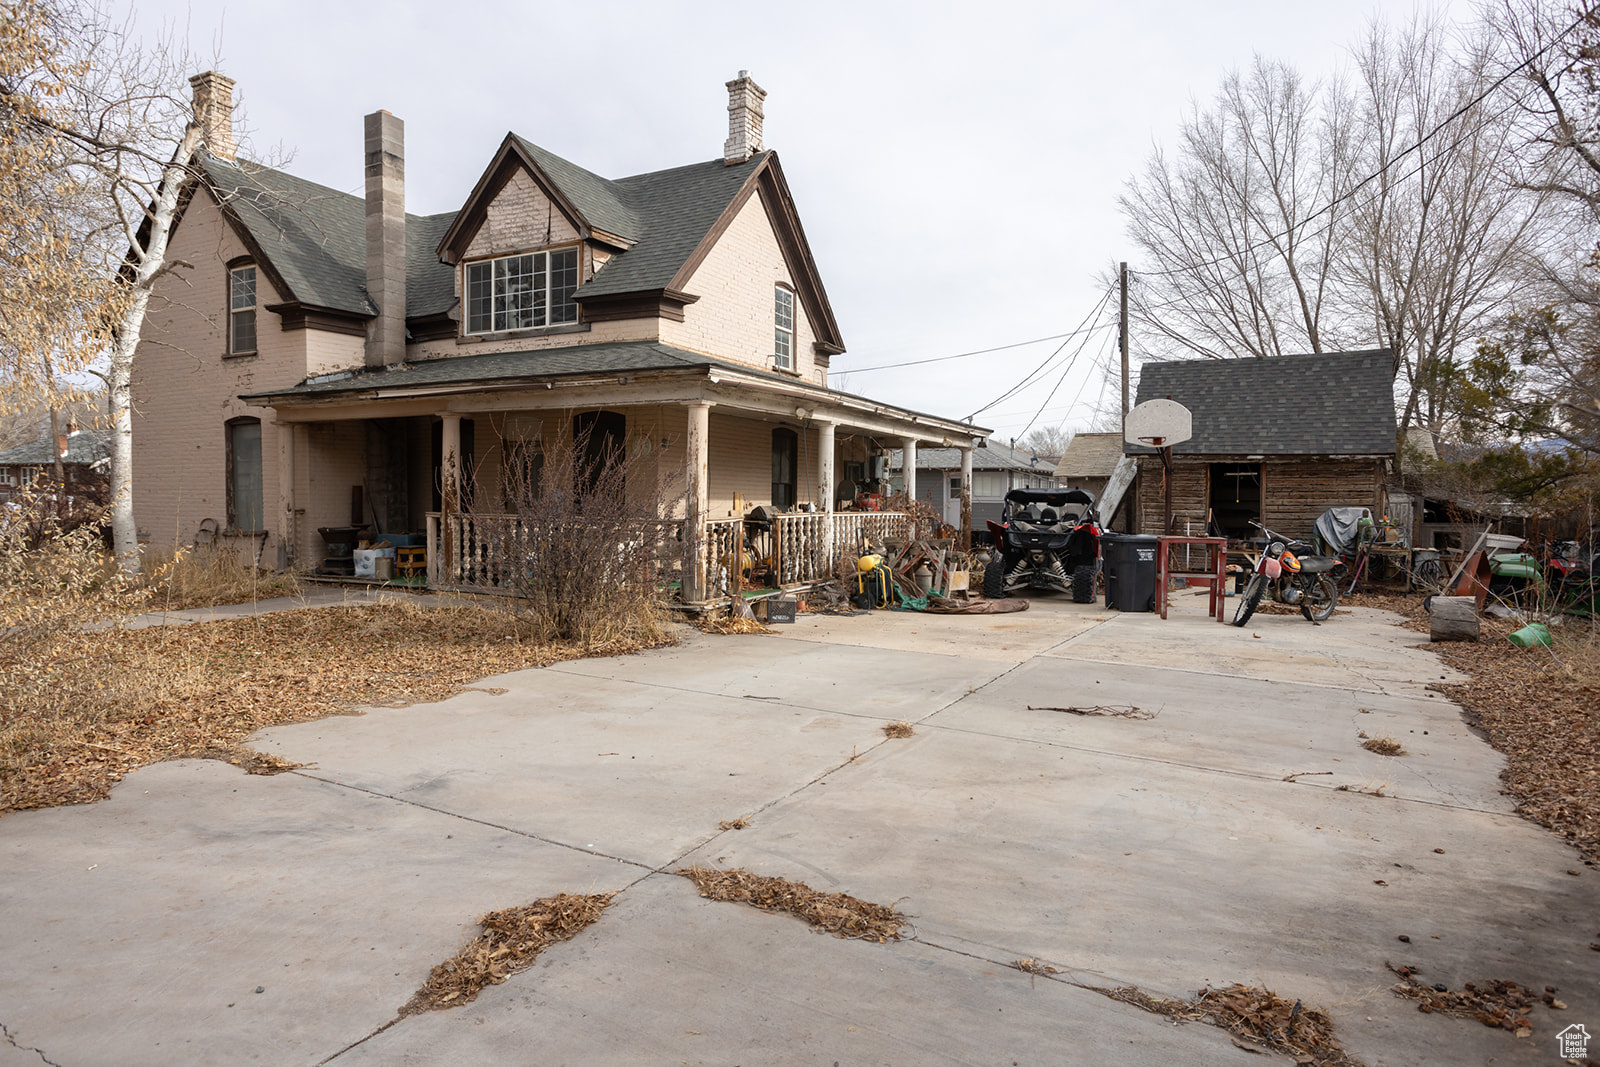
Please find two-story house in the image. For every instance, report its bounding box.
[132,72,987,600]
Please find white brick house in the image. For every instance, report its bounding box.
[132,72,986,599]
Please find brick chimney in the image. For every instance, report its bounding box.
[364,111,406,369]
[188,71,237,161]
[723,70,766,165]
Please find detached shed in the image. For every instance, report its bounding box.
[1129,350,1396,539]
[1052,432,1132,531]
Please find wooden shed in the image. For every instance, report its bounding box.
[1052,432,1132,531]
[1129,350,1396,540]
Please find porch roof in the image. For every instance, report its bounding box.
[238,340,987,440]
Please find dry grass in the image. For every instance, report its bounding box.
[139,548,303,611]
[676,865,907,942]
[695,613,775,635]
[718,818,749,830]
[1087,982,1364,1065]
[1360,734,1408,756]
[1010,958,1060,976]
[1347,592,1600,862]
[402,893,614,1014]
[1,601,674,815]
[882,720,915,738]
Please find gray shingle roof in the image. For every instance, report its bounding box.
[1132,350,1397,456]
[200,152,457,319]
[0,429,110,467]
[510,136,641,240]
[577,153,770,300]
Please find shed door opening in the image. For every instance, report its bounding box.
[1209,462,1261,539]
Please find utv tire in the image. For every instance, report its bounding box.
[1300,575,1338,622]
[983,558,1007,599]
[1071,564,1095,603]
[1232,574,1267,627]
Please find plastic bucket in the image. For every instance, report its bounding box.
[1507,623,1551,648]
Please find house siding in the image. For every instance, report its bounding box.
[1134,456,1384,539]
[661,191,822,385]
[462,168,583,258]
[132,190,315,564]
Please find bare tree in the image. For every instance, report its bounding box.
[1120,15,1543,441]
[1020,424,1073,462]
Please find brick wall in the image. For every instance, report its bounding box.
[463,169,581,257]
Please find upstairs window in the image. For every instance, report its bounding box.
[773,285,794,370]
[229,265,257,354]
[465,248,580,334]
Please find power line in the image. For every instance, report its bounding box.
[966,286,1117,421]
[1015,308,1117,440]
[837,326,1110,374]
[1131,9,1590,282]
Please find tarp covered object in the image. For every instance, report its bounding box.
[1313,507,1372,557]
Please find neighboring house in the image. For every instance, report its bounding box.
[887,440,1054,537]
[0,427,110,503]
[1051,432,1131,531]
[1127,350,1396,539]
[132,72,986,597]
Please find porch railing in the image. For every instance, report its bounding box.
[427,510,909,601]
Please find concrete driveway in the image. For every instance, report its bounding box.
[1,591,1595,1066]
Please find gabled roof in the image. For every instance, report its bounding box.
[1052,432,1124,479]
[0,428,110,467]
[889,439,1052,474]
[1132,349,1397,456]
[196,151,457,320]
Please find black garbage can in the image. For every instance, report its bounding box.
[1102,533,1160,612]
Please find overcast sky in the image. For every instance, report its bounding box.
[123,0,1466,445]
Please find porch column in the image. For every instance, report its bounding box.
[275,420,296,569]
[900,436,917,502]
[959,444,973,552]
[684,401,711,602]
[817,419,836,567]
[440,412,461,579]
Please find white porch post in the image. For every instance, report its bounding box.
[684,401,711,602]
[275,420,296,569]
[900,436,917,502]
[440,413,461,579]
[959,445,973,552]
[817,419,836,567]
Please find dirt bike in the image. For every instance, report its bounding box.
[1232,521,1340,626]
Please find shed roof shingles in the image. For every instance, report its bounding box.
[1132,350,1396,456]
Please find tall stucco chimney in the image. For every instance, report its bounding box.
[189,71,237,161]
[364,111,406,370]
[723,70,766,165]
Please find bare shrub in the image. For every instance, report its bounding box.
[469,419,682,646]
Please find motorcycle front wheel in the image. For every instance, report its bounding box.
[1232,573,1267,627]
[1301,575,1338,622]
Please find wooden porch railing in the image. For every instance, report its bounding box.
[427,510,910,601]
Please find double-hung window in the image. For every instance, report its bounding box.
[773,285,795,370]
[465,248,580,334]
[229,265,257,354]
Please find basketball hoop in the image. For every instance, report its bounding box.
[1124,399,1193,536]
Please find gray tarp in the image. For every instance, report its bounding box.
[1313,507,1372,557]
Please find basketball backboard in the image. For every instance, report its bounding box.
[1123,398,1193,447]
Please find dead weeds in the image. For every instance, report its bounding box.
[402,892,614,1014]
[718,818,750,830]
[1360,735,1407,756]
[1028,704,1156,720]
[882,720,915,738]
[694,613,775,636]
[1347,592,1600,862]
[676,865,906,942]
[1,602,674,815]
[1087,982,1363,1065]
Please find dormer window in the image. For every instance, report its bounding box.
[465,248,580,334]
[774,285,794,370]
[228,265,257,354]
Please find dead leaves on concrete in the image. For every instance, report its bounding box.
[1088,982,1363,1066]
[403,893,614,1014]
[676,865,906,942]
[1,603,672,816]
[1359,734,1407,756]
[1387,962,1555,1038]
[694,614,775,635]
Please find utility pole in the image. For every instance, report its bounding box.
[1119,262,1129,421]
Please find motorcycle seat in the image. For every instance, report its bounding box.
[1298,555,1338,574]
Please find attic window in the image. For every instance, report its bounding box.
[465,249,579,334]
[773,286,794,370]
[229,265,257,354]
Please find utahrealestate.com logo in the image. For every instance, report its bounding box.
[1557,1023,1590,1059]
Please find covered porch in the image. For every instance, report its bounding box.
[247,352,983,605]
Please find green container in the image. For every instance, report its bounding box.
[1508,623,1551,648]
